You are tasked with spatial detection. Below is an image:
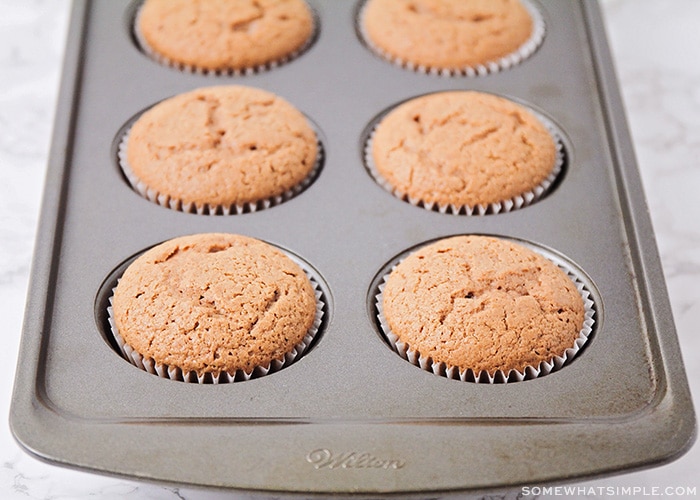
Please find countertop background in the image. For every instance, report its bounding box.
[1,0,698,498]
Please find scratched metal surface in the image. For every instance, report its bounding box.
[10,0,695,497]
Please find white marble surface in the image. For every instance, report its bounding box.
[1,0,698,498]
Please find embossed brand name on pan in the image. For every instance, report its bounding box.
[306,449,405,470]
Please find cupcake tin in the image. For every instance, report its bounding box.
[10,0,696,498]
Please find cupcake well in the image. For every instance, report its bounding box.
[116,85,324,215]
[364,95,566,215]
[357,0,546,77]
[132,0,319,76]
[106,239,327,383]
[373,236,597,383]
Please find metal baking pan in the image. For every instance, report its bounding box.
[10,0,696,497]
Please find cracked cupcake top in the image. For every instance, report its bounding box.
[371,91,556,207]
[125,85,317,207]
[137,0,314,71]
[381,235,585,375]
[362,0,533,70]
[112,233,317,376]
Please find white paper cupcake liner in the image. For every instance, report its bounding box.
[364,106,566,215]
[117,122,323,215]
[107,258,326,384]
[132,1,319,76]
[357,0,546,77]
[375,243,596,383]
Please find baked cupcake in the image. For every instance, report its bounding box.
[360,0,544,75]
[120,85,320,214]
[367,91,561,214]
[378,235,593,382]
[110,233,322,383]
[135,0,316,74]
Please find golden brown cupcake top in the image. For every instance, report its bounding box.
[382,235,584,375]
[362,0,533,70]
[125,85,317,208]
[371,91,556,207]
[137,0,314,71]
[112,233,317,376]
